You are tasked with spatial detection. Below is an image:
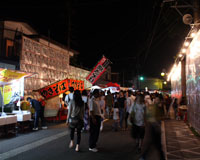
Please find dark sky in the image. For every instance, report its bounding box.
[0,0,192,79]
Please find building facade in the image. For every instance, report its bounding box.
[0,20,92,98]
[170,29,200,133]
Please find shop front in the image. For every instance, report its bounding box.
[0,68,34,135]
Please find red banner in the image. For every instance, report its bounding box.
[38,79,84,99]
[86,56,110,84]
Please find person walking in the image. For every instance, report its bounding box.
[140,95,166,160]
[99,91,106,131]
[125,90,134,130]
[105,90,113,119]
[65,87,74,107]
[172,98,178,120]
[117,90,126,130]
[27,97,47,130]
[113,92,120,131]
[89,89,101,152]
[129,94,146,153]
[67,90,84,152]
[164,94,172,118]
[82,90,89,131]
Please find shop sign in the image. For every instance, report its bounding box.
[86,56,110,84]
[0,78,24,105]
[38,79,84,99]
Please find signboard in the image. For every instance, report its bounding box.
[38,79,84,99]
[0,68,33,106]
[86,56,110,84]
[0,78,24,105]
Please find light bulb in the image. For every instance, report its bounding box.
[184,41,190,47]
[182,48,186,53]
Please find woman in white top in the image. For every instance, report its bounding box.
[99,91,106,131]
[125,90,134,130]
[113,92,120,131]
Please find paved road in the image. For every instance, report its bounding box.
[2,120,161,160]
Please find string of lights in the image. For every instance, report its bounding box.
[167,23,200,81]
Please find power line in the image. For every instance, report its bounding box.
[143,2,164,65]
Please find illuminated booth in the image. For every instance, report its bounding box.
[36,78,84,121]
[0,68,34,135]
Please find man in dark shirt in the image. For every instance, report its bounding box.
[117,91,126,129]
[27,97,47,130]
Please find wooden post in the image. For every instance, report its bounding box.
[181,57,186,97]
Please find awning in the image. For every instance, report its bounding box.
[0,68,35,86]
[106,82,120,88]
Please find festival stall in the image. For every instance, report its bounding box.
[86,85,102,92]
[101,82,120,94]
[36,78,84,121]
[0,68,34,135]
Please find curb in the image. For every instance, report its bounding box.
[161,121,167,160]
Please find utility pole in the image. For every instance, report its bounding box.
[67,1,71,51]
[193,0,200,25]
[181,57,186,97]
[122,71,124,87]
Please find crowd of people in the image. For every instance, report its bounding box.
[22,85,185,160]
[65,86,179,160]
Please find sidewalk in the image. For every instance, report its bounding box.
[163,120,200,160]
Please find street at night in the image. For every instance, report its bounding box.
[1,120,162,160]
[1,1,200,160]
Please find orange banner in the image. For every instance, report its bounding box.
[38,79,84,99]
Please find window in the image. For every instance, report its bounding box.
[6,39,14,57]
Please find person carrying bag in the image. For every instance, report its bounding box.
[66,90,84,152]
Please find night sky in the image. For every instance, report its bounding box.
[0,0,192,79]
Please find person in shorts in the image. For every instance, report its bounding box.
[129,94,146,153]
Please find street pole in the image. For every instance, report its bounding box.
[67,0,71,50]
[193,0,200,25]
[122,71,124,87]
[181,57,186,97]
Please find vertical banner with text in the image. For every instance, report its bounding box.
[86,56,110,84]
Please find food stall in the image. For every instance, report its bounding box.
[36,78,84,122]
[0,68,34,135]
[101,82,120,94]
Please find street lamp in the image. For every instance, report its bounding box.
[161,72,165,77]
